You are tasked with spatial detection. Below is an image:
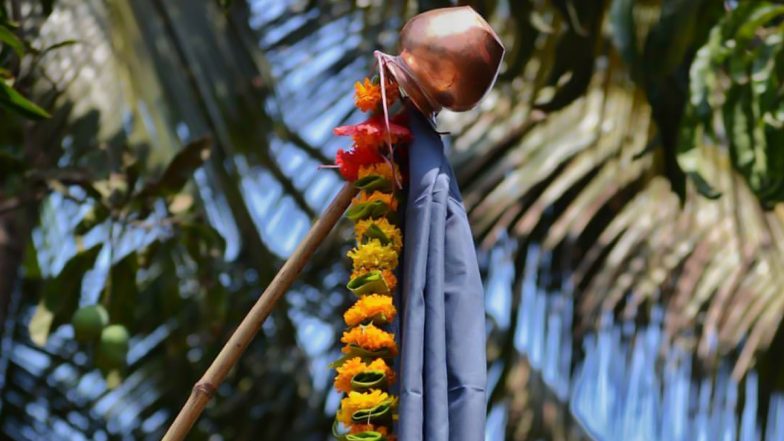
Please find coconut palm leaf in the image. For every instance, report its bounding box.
[3,0,784,440]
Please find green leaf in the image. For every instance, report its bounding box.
[107,252,138,328]
[0,81,51,119]
[350,370,388,391]
[346,200,390,222]
[346,432,386,441]
[37,39,79,56]
[346,270,390,296]
[362,223,391,246]
[0,24,23,56]
[135,137,211,199]
[354,174,392,192]
[31,244,102,344]
[351,400,394,424]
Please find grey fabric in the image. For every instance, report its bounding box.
[396,107,487,441]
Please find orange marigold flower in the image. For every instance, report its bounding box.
[341,324,398,355]
[335,144,384,181]
[354,78,400,113]
[357,162,401,185]
[334,115,412,150]
[338,390,396,426]
[354,78,382,112]
[352,191,398,212]
[334,357,396,394]
[344,295,397,327]
[381,270,397,291]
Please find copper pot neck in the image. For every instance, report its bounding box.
[376,51,440,126]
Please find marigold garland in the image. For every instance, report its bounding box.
[344,294,397,327]
[334,357,396,394]
[354,218,402,252]
[334,114,412,151]
[352,191,399,212]
[338,390,397,427]
[336,144,383,181]
[348,240,399,273]
[351,269,397,292]
[357,162,401,184]
[354,77,399,113]
[350,424,395,440]
[329,75,410,440]
[341,324,398,355]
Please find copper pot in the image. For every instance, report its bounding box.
[379,6,505,120]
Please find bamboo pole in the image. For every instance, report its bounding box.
[162,182,357,441]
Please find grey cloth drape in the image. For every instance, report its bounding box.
[396,106,487,441]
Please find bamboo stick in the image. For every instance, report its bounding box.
[162,182,358,441]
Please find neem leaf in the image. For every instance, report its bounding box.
[136,137,211,199]
[0,81,50,119]
[0,24,23,56]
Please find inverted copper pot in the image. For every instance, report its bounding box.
[380,6,505,120]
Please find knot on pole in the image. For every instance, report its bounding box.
[194,382,217,399]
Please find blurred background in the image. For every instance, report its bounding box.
[2,0,784,440]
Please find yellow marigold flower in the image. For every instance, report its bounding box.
[334,357,396,394]
[351,269,397,292]
[354,218,402,252]
[352,191,399,212]
[341,324,398,355]
[338,390,396,426]
[348,240,399,273]
[357,162,400,183]
[344,295,397,327]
